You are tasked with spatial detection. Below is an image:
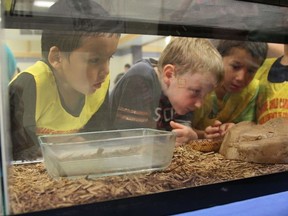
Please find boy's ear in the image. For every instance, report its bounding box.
[162,64,175,85]
[48,46,62,68]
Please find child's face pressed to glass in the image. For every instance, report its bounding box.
[222,47,261,93]
[60,35,119,95]
[166,71,217,115]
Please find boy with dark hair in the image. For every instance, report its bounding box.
[9,0,121,160]
[192,40,268,139]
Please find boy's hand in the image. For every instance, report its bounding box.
[204,120,235,139]
[219,122,235,136]
[170,121,198,146]
[204,120,222,139]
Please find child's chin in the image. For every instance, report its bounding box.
[86,89,97,95]
[89,86,101,94]
[176,109,188,115]
[230,88,242,93]
[228,85,243,93]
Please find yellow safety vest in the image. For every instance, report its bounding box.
[192,78,259,130]
[13,61,110,135]
[256,58,288,124]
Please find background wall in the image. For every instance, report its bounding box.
[4,29,167,90]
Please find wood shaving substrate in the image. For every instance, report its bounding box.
[9,143,288,215]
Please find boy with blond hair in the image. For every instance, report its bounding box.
[110,37,224,145]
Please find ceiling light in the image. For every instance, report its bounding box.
[33,1,55,8]
[165,36,171,45]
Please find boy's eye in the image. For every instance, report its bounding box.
[88,58,100,64]
[88,56,113,64]
[248,67,258,75]
[231,64,241,71]
[190,89,201,97]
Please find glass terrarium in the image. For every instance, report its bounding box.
[1,0,288,215]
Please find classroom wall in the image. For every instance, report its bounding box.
[4,30,164,91]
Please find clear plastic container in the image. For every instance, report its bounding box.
[38,128,175,179]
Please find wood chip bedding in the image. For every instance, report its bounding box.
[8,142,288,214]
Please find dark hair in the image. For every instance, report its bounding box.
[124,63,131,68]
[41,0,121,60]
[217,40,268,66]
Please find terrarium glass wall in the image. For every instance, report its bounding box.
[1,0,288,215]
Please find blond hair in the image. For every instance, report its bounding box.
[157,37,224,85]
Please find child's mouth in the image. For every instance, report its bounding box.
[92,82,103,90]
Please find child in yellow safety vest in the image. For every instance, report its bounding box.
[9,0,121,160]
[255,44,288,124]
[192,40,268,139]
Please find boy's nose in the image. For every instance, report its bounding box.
[235,69,246,82]
[194,99,202,109]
